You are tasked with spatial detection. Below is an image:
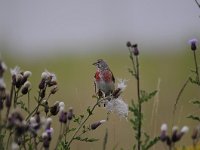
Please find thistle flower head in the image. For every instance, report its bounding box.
[132,44,139,56]
[181,126,189,134]
[188,38,198,51]
[21,81,31,95]
[59,101,65,112]
[160,123,168,142]
[105,97,128,118]
[50,85,58,94]
[126,41,132,47]
[161,123,168,132]
[44,117,52,130]
[67,107,74,120]
[23,71,32,78]
[41,70,57,87]
[172,126,178,132]
[91,120,106,130]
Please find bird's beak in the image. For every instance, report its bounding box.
[92,62,98,66]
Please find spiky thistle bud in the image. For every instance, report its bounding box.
[21,71,32,85]
[67,107,74,120]
[50,85,58,94]
[50,101,61,116]
[16,74,23,88]
[21,81,31,95]
[160,123,168,141]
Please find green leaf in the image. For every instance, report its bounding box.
[16,100,30,113]
[187,115,200,122]
[87,107,92,115]
[128,68,136,77]
[190,99,200,107]
[140,90,157,103]
[144,136,160,150]
[189,77,200,85]
[74,136,98,142]
[132,145,136,150]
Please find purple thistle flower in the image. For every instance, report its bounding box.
[188,38,198,51]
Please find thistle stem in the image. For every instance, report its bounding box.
[136,56,141,150]
[128,48,137,75]
[66,99,103,149]
[193,51,199,83]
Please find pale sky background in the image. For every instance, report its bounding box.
[0,0,200,56]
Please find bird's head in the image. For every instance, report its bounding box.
[93,59,109,70]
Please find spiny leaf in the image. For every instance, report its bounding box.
[16,100,30,113]
[187,115,200,122]
[190,99,200,107]
[87,107,92,115]
[189,77,200,85]
[140,90,157,103]
[74,136,98,142]
[144,136,160,150]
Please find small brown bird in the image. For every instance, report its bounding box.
[93,59,115,97]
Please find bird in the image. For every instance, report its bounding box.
[93,59,115,97]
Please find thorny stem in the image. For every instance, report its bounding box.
[66,98,104,149]
[136,56,141,150]
[193,51,200,83]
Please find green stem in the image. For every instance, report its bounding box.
[6,131,13,150]
[66,100,100,149]
[136,56,141,150]
[173,77,190,114]
[28,90,30,111]
[26,89,43,121]
[129,48,137,75]
[193,51,199,83]
[54,123,63,149]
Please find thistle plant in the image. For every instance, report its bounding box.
[126,42,159,150]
